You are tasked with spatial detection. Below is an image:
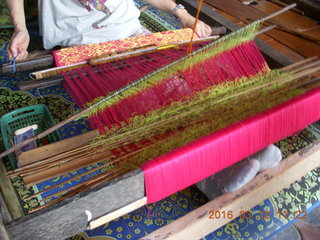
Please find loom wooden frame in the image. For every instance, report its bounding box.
[1,2,319,239]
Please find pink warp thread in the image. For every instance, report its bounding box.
[141,87,320,203]
[63,41,267,133]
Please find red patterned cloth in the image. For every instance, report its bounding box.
[52,28,198,66]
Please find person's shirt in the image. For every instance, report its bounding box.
[38,0,141,49]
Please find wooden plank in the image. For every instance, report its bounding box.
[18,130,98,166]
[141,140,320,240]
[204,0,266,21]
[7,169,145,240]
[0,160,24,220]
[257,36,305,62]
[250,0,320,43]
[206,0,320,39]
[266,28,320,58]
[214,9,305,62]
[281,0,320,20]
[252,0,304,15]
[180,0,294,66]
[203,0,320,58]
[88,197,147,230]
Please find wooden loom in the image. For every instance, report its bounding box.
[1,3,320,240]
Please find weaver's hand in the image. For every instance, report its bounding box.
[7,27,30,60]
[144,1,211,37]
[177,12,212,38]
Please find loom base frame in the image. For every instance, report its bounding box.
[3,169,145,240]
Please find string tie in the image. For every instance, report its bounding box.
[10,57,17,73]
[187,0,204,55]
[9,52,20,74]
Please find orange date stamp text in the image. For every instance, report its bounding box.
[208,210,307,220]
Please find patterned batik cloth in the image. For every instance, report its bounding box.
[52,28,198,66]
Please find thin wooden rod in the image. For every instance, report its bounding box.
[20,136,165,187]
[39,167,122,203]
[23,158,122,200]
[7,133,155,178]
[281,56,319,71]
[256,25,276,35]
[89,30,225,66]
[28,170,122,214]
[19,150,110,178]
[6,147,98,177]
[88,197,147,230]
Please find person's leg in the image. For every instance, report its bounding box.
[251,144,282,171]
[196,158,260,199]
[222,158,260,193]
[196,144,282,200]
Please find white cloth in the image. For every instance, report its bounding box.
[38,0,141,49]
[196,144,282,200]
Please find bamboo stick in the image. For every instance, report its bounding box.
[23,157,122,201]
[6,147,103,177]
[281,56,318,71]
[28,170,122,214]
[21,136,166,187]
[39,167,122,203]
